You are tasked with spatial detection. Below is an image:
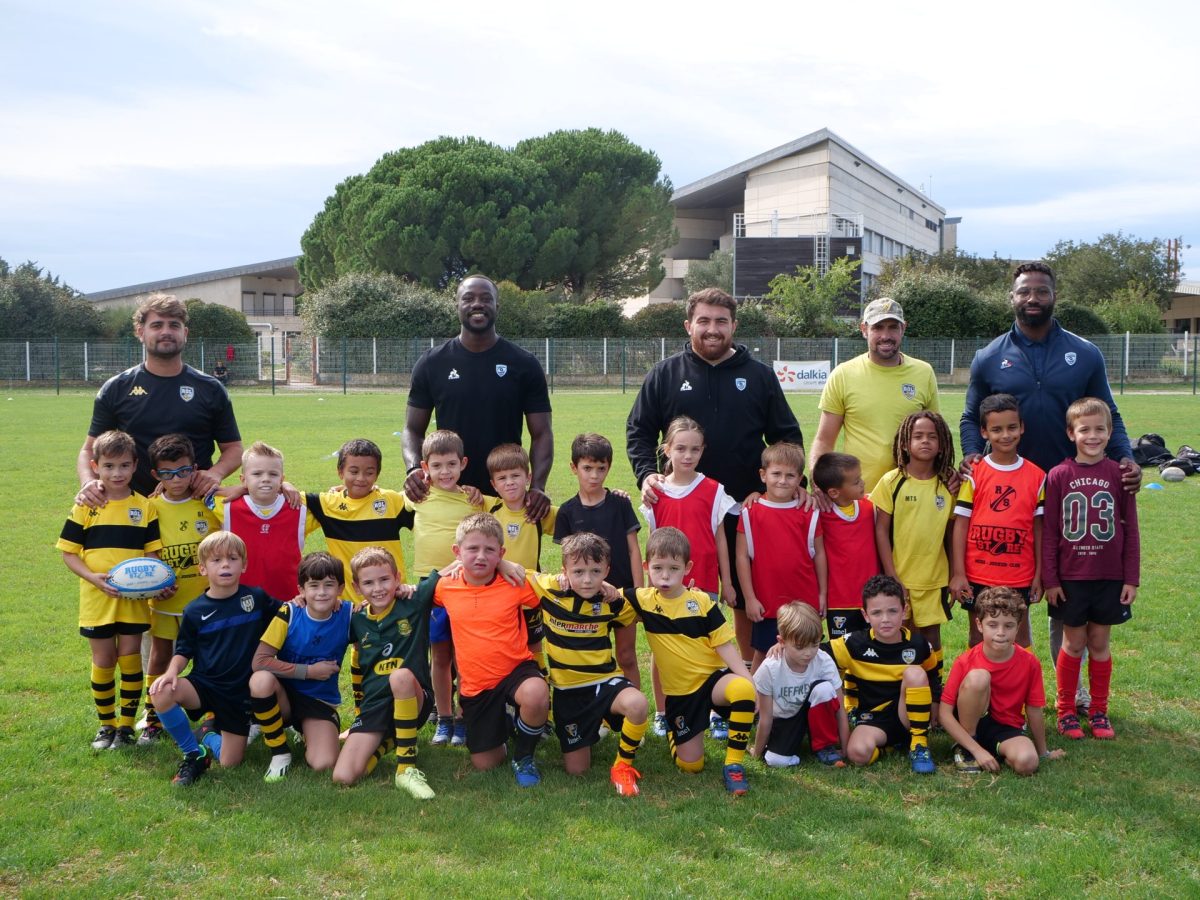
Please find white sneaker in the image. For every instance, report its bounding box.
[247,723,262,744]
[264,752,292,783]
[763,751,801,768]
[134,712,149,733]
[396,766,436,800]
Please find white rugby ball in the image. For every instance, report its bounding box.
[1161,466,1187,483]
[108,557,175,599]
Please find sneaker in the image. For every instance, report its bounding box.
[815,746,846,768]
[952,744,982,774]
[396,766,436,800]
[172,748,211,787]
[137,724,163,746]
[451,718,467,747]
[597,723,611,741]
[264,752,292,783]
[135,712,150,732]
[511,755,541,788]
[909,745,936,774]
[108,726,136,749]
[91,725,117,750]
[247,723,262,744]
[431,717,454,746]
[1088,711,1116,740]
[722,763,749,795]
[709,715,729,741]
[610,762,641,797]
[652,713,667,737]
[1057,713,1085,740]
[543,721,555,738]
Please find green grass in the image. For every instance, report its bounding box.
[3,389,1200,896]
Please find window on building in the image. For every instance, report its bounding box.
[262,293,277,315]
[242,291,257,313]
[283,294,295,315]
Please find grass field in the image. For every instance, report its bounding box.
[2,388,1199,897]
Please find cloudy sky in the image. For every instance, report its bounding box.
[2,0,1196,293]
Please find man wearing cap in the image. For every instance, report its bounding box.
[807,298,940,500]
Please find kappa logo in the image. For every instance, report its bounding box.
[129,385,148,396]
[901,648,917,664]
[680,380,692,392]
[902,383,917,400]
[128,508,143,524]
[373,499,387,515]
[735,377,747,392]
[240,595,255,612]
[179,386,194,402]
[495,364,508,377]
[686,599,700,612]
[1000,358,1013,370]
[862,647,879,658]
[448,368,460,380]
[1064,352,1077,366]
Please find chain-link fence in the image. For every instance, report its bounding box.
[3,333,1199,393]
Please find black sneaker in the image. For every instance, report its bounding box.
[172,748,211,787]
[91,725,117,750]
[952,744,982,773]
[108,726,136,749]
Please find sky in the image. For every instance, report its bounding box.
[1,0,1196,294]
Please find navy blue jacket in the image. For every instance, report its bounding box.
[960,321,1132,473]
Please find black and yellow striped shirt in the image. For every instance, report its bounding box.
[532,574,636,690]
[828,628,939,714]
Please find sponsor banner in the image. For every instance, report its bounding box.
[774,360,830,392]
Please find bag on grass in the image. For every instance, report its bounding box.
[1133,434,1172,467]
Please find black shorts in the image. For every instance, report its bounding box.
[349,694,434,736]
[967,712,1025,757]
[764,710,813,757]
[750,617,779,652]
[964,583,1031,614]
[281,683,341,729]
[79,621,150,639]
[183,677,251,737]
[459,660,545,754]
[553,677,632,752]
[1048,580,1131,628]
[664,669,730,744]
[851,705,909,748]
[826,609,867,641]
[523,607,545,644]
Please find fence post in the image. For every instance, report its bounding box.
[549,338,554,393]
[1184,331,1189,385]
[270,333,276,395]
[603,337,607,378]
[25,341,30,381]
[84,341,89,381]
[622,338,627,394]
[200,340,205,373]
[1193,334,1198,396]
[832,337,838,368]
[1119,333,1126,395]
[949,339,955,375]
[372,337,377,376]
[776,337,781,362]
[54,335,60,395]
[342,337,348,395]
[661,337,665,361]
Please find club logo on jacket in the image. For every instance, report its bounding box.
[680,380,692,392]
[902,648,916,664]
[902,383,916,400]
[496,365,508,377]
[1064,352,1077,366]
[448,369,460,380]
[240,594,255,612]
[179,386,194,402]
[1000,359,1012,369]
[735,378,747,391]
[373,500,387,515]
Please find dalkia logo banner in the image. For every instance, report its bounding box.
[774,360,830,392]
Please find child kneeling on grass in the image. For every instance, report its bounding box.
[940,586,1066,775]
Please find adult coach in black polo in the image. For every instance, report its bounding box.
[627,287,805,660]
[76,293,242,506]
[403,275,553,517]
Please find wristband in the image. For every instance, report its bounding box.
[1039,750,1051,759]
[294,663,308,680]
[406,465,422,475]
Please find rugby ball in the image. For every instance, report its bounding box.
[1162,466,1187,483]
[108,557,175,599]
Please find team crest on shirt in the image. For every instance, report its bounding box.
[680,380,692,392]
[1000,358,1013,370]
[179,386,194,402]
[592,602,603,615]
[128,508,143,524]
[507,523,520,537]
[397,621,412,637]
[901,649,917,664]
[495,364,508,377]
[833,616,846,630]
[686,599,699,612]
[1064,352,1077,366]
[195,520,209,535]
[373,499,387,515]
[902,383,916,400]
[735,378,747,391]
[935,495,946,511]
[240,595,255,612]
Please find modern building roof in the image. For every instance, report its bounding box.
[86,256,300,303]
[671,127,944,215]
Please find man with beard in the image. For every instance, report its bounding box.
[403,275,553,518]
[807,297,941,498]
[960,261,1139,713]
[627,288,805,663]
[76,294,242,506]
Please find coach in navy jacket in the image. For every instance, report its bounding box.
[960,262,1136,476]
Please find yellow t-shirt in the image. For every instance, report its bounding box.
[486,499,558,570]
[406,486,484,574]
[307,487,408,602]
[870,467,955,591]
[622,587,734,696]
[818,352,940,491]
[149,495,221,616]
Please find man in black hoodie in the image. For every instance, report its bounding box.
[627,288,805,663]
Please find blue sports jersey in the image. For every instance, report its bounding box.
[276,602,353,705]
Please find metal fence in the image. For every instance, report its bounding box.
[3,333,1199,394]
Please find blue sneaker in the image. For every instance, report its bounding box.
[450,717,467,747]
[909,745,936,775]
[815,746,846,768]
[709,715,729,741]
[511,755,541,788]
[722,763,748,795]
[431,717,454,746]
